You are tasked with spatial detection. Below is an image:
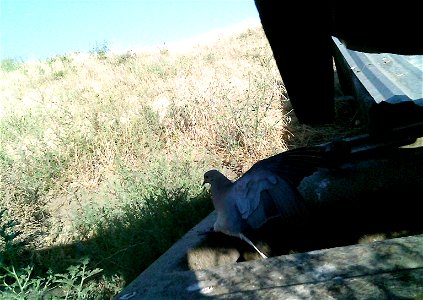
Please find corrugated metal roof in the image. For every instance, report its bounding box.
[333,37,423,106]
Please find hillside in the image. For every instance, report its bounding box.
[0,25,361,298]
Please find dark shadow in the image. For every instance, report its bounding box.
[207,146,423,262]
[2,188,214,297]
[280,71,369,150]
[184,237,423,299]
[109,132,423,299]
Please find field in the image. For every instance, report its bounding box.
[0,26,363,298]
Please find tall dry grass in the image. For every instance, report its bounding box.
[0,26,295,297]
[0,25,364,298]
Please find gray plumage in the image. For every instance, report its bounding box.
[203,169,303,235]
[203,146,326,258]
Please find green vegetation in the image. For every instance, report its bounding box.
[0,27,362,299]
[0,26,286,299]
[90,42,110,60]
[1,58,22,72]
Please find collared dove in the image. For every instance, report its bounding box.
[203,146,326,258]
[204,126,423,257]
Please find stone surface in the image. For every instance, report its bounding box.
[116,231,423,300]
[115,148,423,299]
[186,245,240,270]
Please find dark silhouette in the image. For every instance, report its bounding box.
[254,1,423,125]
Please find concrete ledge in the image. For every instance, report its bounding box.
[115,149,423,299]
[116,228,423,299]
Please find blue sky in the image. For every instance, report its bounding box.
[0,0,260,61]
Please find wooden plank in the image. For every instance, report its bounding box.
[202,269,423,299]
[115,234,423,299]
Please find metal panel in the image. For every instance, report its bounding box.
[333,37,423,106]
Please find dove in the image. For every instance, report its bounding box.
[203,146,327,258]
[203,128,423,258]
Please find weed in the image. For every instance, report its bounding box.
[0,25,298,297]
[0,58,22,72]
[90,42,110,60]
[1,211,109,299]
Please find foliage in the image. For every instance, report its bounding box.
[0,210,112,299]
[0,26,303,298]
[0,58,21,72]
[90,42,110,60]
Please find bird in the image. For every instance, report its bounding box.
[203,146,327,258]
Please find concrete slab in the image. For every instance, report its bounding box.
[115,233,423,299]
[115,148,423,299]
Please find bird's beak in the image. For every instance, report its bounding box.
[202,179,210,188]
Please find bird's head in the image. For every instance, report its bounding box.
[202,169,231,187]
[203,169,232,209]
[203,169,220,186]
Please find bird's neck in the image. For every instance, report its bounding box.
[211,180,232,210]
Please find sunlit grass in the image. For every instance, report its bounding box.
[0,26,300,298]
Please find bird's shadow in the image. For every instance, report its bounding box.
[242,182,423,261]
[200,143,423,264]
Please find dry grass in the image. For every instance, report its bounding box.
[0,25,367,297]
[0,27,360,235]
[0,26,304,296]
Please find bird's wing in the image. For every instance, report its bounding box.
[246,145,328,186]
[232,170,276,219]
[222,145,329,231]
[233,170,305,229]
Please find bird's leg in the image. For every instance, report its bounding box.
[239,233,268,259]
